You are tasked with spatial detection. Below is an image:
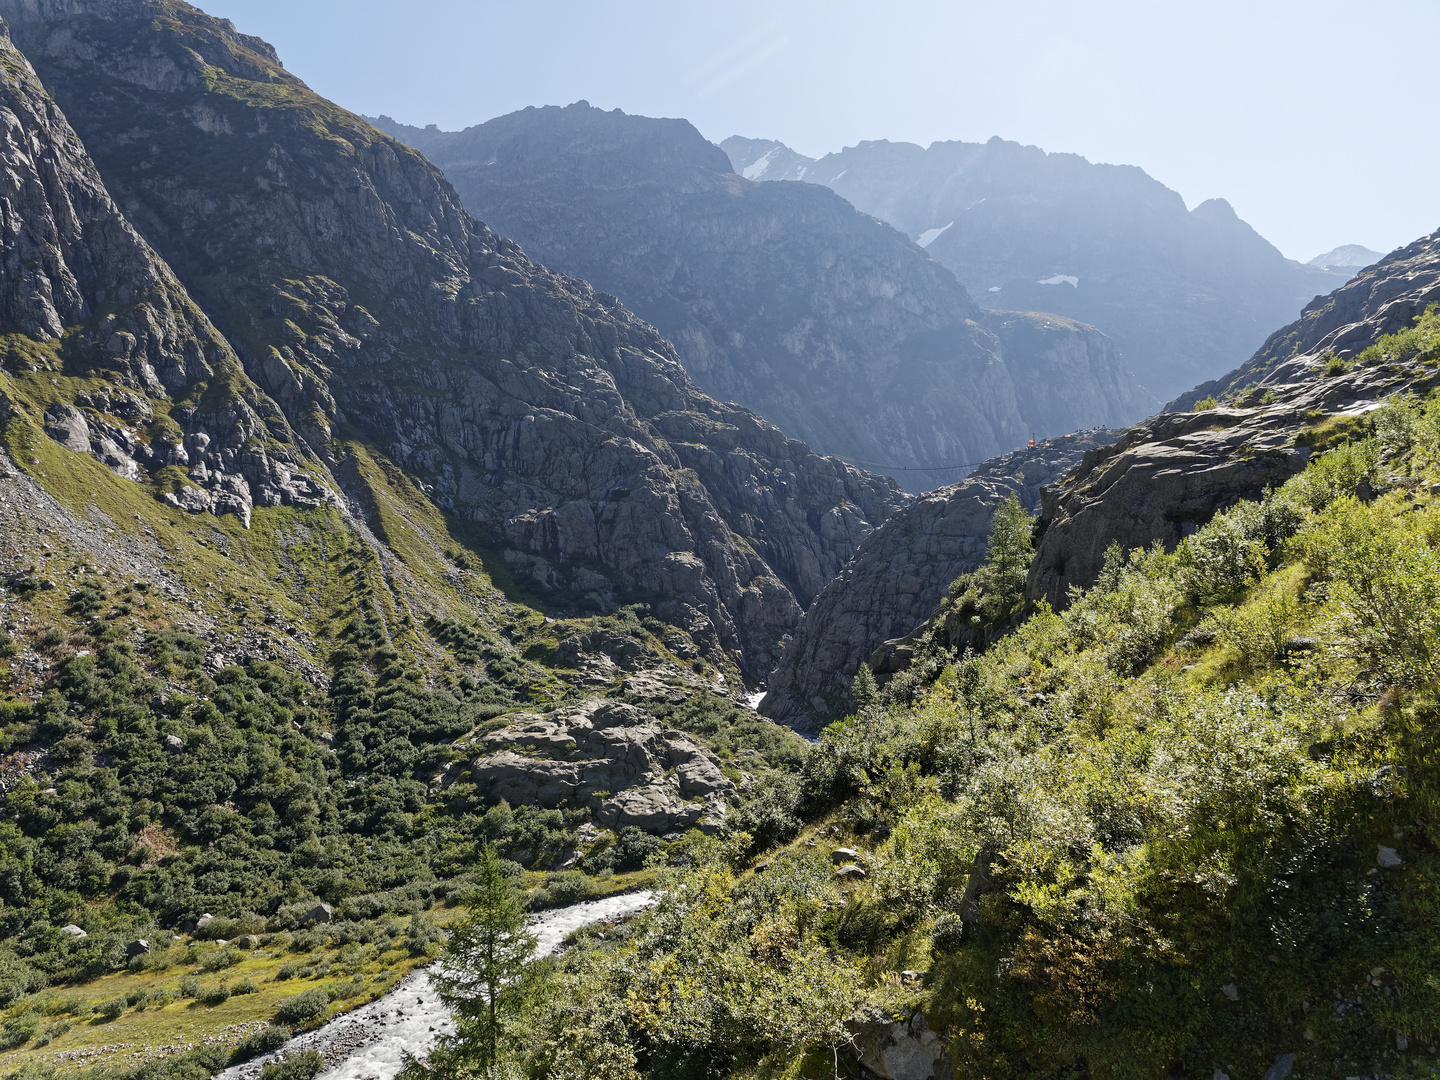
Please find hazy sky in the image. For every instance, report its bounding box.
[202,0,1439,261]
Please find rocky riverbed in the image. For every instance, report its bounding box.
[214,892,655,1080]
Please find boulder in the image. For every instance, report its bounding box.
[302,902,333,926]
[1261,1054,1296,1080]
[850,1010,947,1080]
[43,403,91,453]
[595,787,704,834]
[125,939,150,958]
[830,846,860,864]
[59,924,87,938]
[163,734,184,753]
[575,822,609,845]
[238,934,261,950]
[1377,845,1404,869]
[835,863,867,881]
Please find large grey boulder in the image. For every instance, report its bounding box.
[849,1011,948,1080]
[466,700,734,834]
[42,404,91,453]
[302,903,334,926]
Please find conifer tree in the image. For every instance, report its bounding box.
[418,845,538,1076]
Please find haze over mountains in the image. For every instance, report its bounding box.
[723,135,1353,401]
[371,105,1156,492]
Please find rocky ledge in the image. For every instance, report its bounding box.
[1030,230,1440,608]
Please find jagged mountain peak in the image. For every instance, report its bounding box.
[717,135,815,182]
[1307,242,1387,272]
[378,101,735,194]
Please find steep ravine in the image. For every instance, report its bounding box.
[761,430,1115,732]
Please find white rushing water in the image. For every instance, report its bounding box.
[217,891,654,1080]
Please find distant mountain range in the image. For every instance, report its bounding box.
[371,105,1157,491]
[722,135,1351,401]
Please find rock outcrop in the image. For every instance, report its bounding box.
[462,700,733,834]
[762,431,1112,732]
[1027,230,1440,608]
[372,104,1156,492]
[723,134,1348,401]
[848,1010,949,1080]
[1,0,909,678]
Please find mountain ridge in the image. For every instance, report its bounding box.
[0,0,910,685]
[723,133,1349,400]
[370,104,1157,492]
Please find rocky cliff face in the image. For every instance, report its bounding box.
[760,430,1114,732]
[1027,229,1440,609]
[0,17,323,525]
[0,0,908,680]
[371,105,1156,493]
[723,135,1347,402]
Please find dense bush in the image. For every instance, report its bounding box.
[229,1025,292,1065]
[258,1050,324,1080]
[585,826,664,874]
[273,987,330,1025]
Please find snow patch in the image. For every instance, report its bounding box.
[831,169,847,181]
[988,286,1002,292]
[916,222,954,249]
[796,165,808,180]
[1038,274,1079,287]
[743,148,779,180]
[745,690,767,710]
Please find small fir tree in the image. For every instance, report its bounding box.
[412,845,538,1078]
[976,492,1035,614]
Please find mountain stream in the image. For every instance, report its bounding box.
[214,891,655,1080]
